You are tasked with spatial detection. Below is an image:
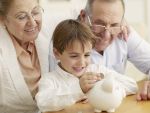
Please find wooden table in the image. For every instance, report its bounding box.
[44,80,150,113]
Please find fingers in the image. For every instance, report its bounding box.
[136,81,150,101]
[76,96,88,103]
[122,26,128,41]
[79,72,104,93]
[79,96,88,104]
[79,77,95,93]
[147,86,150,100]
[141,82,149,100]
[118,18,130,41]
[118,26,129,41]
[86,72,104,79]
[82,72,103,81]
[136,93,142,101]
[82,98,88,104]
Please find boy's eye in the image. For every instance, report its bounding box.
[85,54,90,57]
[70,55,78,58]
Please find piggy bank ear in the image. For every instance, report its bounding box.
[102,76,114,92]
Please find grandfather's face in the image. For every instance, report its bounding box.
[87,0,124,53]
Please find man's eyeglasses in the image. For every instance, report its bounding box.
[87,16,123,36]
[7,6,44,23]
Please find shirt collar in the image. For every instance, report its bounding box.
[56,64,78,79]
[27,41,35,54]
[11,36,35,57]
[91,49,102,56]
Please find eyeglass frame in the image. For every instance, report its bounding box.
[6,6,44,23]
[87,15,124,36]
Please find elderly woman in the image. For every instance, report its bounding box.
[0,0,53,113]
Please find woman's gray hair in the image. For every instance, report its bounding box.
[0,0,40,16]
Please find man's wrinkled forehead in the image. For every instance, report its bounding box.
[89,0,124,25]
[91,0,124,17]
[88,0,125,12]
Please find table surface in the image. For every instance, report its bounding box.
[44,80,150,113]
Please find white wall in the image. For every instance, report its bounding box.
[147,0,150,41]
[125,0,149,40]
[40,0,86,19]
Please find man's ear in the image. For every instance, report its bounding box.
[79,9,87,22]
[53,48,61,60]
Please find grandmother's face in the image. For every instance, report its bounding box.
[4,0,42,43]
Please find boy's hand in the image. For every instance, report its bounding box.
[76,96,88,104]
[79,72,104,93]
[136,80,150,101]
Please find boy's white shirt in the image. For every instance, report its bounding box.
[36,63,138,112]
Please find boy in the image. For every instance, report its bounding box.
[36,19,138,112]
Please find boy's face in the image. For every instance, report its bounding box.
[54,40,92,78]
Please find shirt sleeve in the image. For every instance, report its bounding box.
[127,27,150,75]
[35,74,84,112]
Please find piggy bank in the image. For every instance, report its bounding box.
[87,75,125,113]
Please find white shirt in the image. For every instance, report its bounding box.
[36,64,137,112]
[91,28,150,75]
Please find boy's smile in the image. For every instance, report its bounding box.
[55,40,93,77]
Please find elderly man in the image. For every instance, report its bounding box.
[78,0,150,101]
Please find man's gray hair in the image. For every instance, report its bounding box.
[85,0,125,16]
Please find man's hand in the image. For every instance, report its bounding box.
[118,19,130,41]
[79,72,103,93]
[136,81,150,101]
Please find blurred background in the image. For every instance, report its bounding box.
[40,0,150,81]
